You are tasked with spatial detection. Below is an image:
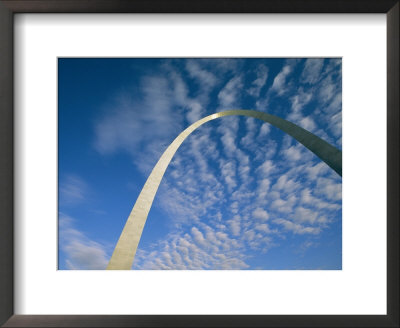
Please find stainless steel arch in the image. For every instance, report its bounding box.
[107,110,342,270]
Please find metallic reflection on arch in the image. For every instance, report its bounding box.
[107,110,342,270]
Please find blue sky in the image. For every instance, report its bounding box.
[58,58,342,270]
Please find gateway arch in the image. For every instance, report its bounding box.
[107,110,342,270]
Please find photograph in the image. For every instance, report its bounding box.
[58,58,342,270]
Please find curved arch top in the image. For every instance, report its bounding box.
[107,110,342,270]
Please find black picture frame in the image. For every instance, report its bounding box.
[0,1,398,327]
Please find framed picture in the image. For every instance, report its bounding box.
[0,1,398,327]
[58,57,343,272]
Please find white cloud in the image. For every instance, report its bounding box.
[168,65,216,124]
[217,258,249,269]
[326,92,342,116]
[300,188,316,204]
[133,226,249,270]
[59,214,109,270]
[186,128,219,173]
[273,174,300,194]
[168,69,188,106]
[236,148,250,167]
[186,101,204,123]
[186,60,217,90]
[159,154,224,224]
[191,226,207,247]
[221,132,236,155]
[230,201,239,214]
[270,195,297,214]
[257,159,275,176]
[329,111,342,138]
[269,64,293,95]
[316,178,342,201]
[268,190,280,200]
[273,218,321,235]
[169,69,206,123]
[59,175,87,206]
[298,116,317,132]
[318,75,337,104]
[256,178,271,203]
[219,159,237,192]
[305,162,329,180]
[255,139,277,162]
[293,206,319,224]
[94,76,182,175]
[290,88,313,114]
[301,59,324,84]
[204,226,221,247]
[188,58,240,80]
[255,58,300,109]
[252,208,269,221]
[158,159,226,225]
[296,240,317,256]
[227,215,241,236]
[258,123,271,138]
[240,117,257,148]
[238,163,250,180]
[254,223,272,234]
[218,76,243,108]
[283,144,302,161]
[248,64,269,97]
[282,142,313,163]
[217,116,239,157]
[244,229,256,242]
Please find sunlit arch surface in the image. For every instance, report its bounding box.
[107,110,342,270]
